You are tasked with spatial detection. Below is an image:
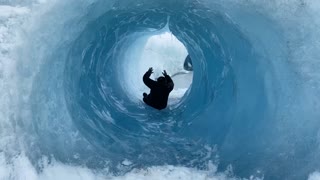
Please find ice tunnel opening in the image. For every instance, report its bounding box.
[121,29,193,106]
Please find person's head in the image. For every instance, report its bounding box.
[157,76,167,84]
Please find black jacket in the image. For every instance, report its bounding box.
[143,71,174,110]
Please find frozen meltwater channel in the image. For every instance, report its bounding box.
[1,0,320,180]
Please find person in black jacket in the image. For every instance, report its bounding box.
[142,67,174,110]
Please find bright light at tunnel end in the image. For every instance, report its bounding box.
[122,28,193,105]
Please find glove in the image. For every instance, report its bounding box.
[148,67,153,74]
[162,70,167,76]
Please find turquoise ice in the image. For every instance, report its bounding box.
[0,0,320,179]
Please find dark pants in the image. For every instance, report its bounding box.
[143,93,150,105]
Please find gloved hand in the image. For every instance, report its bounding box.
[148,67,153,74]
[162,70,167,76]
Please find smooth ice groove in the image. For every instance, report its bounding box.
[1,0,320,180]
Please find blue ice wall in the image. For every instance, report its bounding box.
[1,0,320,179]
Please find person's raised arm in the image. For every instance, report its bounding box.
[143,67,156,89]
[163,70,174,91]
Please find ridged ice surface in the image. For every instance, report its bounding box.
[1,0,320,179]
